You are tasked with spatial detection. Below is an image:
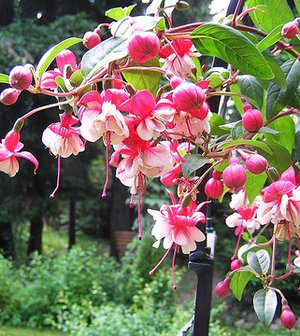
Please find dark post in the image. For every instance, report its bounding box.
[188,2,245,335]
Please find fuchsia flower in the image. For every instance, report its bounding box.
[257,167,300,240]
[0,130,38,177]
[159,39,200,78]
[119,90,176,141]
[9,65,32,91]
[226,205,260,234]
[42,112,84,158]
[148,196,206,254]
[78,89,130,145]
[40,50,79,89]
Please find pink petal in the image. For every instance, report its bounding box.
[56,50,77,73]
[120,90,155,118]
[14,151,39,173]
[78,90,103,109]
[102,89,129,108]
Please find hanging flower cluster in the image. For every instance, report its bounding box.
[1,0,300,330]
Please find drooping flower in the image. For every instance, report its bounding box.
[148,196,206,254]
[0,130,39,177]
[40,50,79,90]
[159,39,200,78]
[78,89,130,145]
[119,90,176,141]
[226,205,260,234]
[42,112,84,158]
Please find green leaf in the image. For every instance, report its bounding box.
[266,59,300,119]
[191,23,274,79]
[209,113,230,136]
[36,37,83,78]
[265,116,295,154]
[258,126,279,136]
[230,270,254,301]
[295,115,300,162]
[231,125,247,139]
[111,16,163,38]
[238,236,272,263]
[253,289,278,327]
[122,58,161,95]
[0,73,9,84]
[182,154,209,177]
[247,250,270,275]
[219,139,272,154]
[295,0,300,15]
[237,75,264,109]
[256,24,284,52]
[105,5,136,20]
[246,0,293,33]
[81,36,128,78]
[265,57,287,90]
[230,83,244,115]
[245,171,267,203]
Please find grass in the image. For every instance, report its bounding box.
[0,327,67,336]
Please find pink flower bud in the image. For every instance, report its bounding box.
[242,109,263,133]
[9,65,32,91]
[212,170,221,180]
[281,307,296,330]
[83,31,101,49]
[205,177,224,199]
[56,50,77,73]
[127,32,160,63]
[243,102,252,112]
[282,20,298,39]
[4,130,20,152]
[223,158,247,191]
[170,76,184,89]
[230,259,242,270]
[245,154,268,174]
[173,82,206,115]
[0,88,19,105]
[215,278,231,298]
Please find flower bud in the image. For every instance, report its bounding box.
[4,130,20,152]
[223,158,247,191]
[282,20,298,39]
[280,306,296,330]
[242,109,263,133]
[173,82,206,115]
[127,32,160,63]
[267,167,280,182]
[0,88,19,105]
[83,31,101,49]
[215,278,231,298]
[205,177,224,199]
[243,102,252,112]
[230,259,242,270]
[212,170,221,180]
[176,1,190,10]
[9,65,32,91]
[245,154,268,174]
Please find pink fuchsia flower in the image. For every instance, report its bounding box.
[223,156,247,192]
[120,90,175,141]
[159,39,200,78]
[282,20,298,39]
[0,130,38,177]
[148,198,206,254]
[42,112,84,158]
[148,193,207,289]
[78,89,130,145]
[242,109,263,133]
[127,31,160,63]
[229,189,262,210]
[40,50,79,90]
[111,139,174,193]
[226,205,260,234]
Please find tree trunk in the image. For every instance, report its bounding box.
[68,196,76,250]
[0,221,15,259]
[27,214,43,255]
